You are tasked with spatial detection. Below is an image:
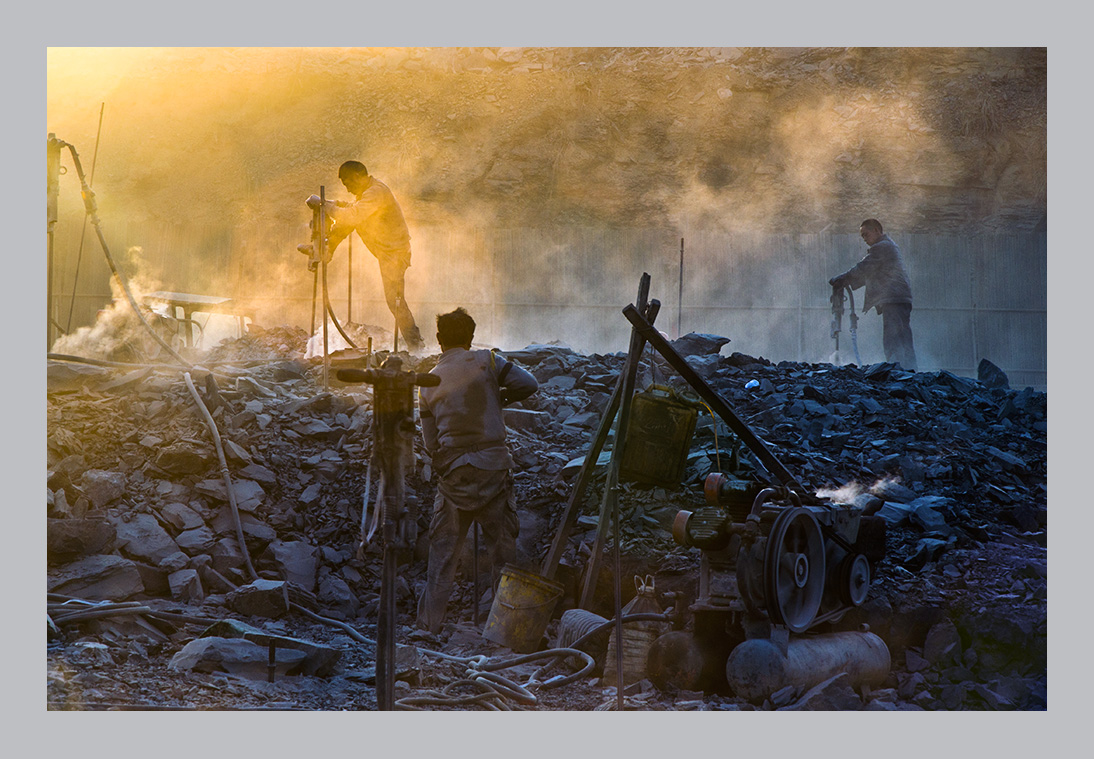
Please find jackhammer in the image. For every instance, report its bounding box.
[336,358,439,710]
[298,191,363,383]
[830,283,861,366]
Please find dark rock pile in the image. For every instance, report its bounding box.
[46,330,1047,711]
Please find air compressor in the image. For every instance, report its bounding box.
[647,473,889,701]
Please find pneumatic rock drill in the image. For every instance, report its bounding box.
[337,358,439,710]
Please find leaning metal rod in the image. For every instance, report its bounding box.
[609,298,647,710]
[48,135,62,351]
[623,303,803,492]
[320,186,330,389]
[677,237,684,338]
[577,275,655,611]
[61,141,191,367]
[65,102,106,334]
[310,267,319,336]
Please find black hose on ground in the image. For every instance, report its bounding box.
[183,371,257,581]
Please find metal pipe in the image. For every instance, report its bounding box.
[59,140,190,367]
[577,275,654,610]
[320,186,329,389]
[65,102,105,335]
[677,237,684,338]
[47,134,62,351]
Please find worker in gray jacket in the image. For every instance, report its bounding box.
[829,218,918,371]
[416,307,539,633]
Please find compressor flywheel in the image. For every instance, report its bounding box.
[763,507,826,633]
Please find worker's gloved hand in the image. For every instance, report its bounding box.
[828,276,844,288]
[305,194,323,210]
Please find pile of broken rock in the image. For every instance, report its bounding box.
[46,329,1046,710]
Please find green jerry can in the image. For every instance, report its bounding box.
[619,384,702,488]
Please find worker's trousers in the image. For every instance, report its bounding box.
[880,302,918,372]
[416,465,518,633]
[378,255,423,347]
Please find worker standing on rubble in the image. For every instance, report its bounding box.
[313,160,425,351]
[829,218,918,371]
[415,307,539,633]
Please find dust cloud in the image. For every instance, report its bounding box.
[46,47,1045,366]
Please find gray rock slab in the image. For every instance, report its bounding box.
[159,502,206,532]
[155,445,212,475]
[48,554,145,601]
[317,574,358,619]
[874,501,914,526]
[670,332,730,356]
[168,568,205,604]
[200,618,342,676]
[266,540,318,591]
[79,470,127,509]
[503,408,549,432]
[108,512,187,570]
[47,518,116,565]
[175,525,217,555]
[211,537,247,575]
[562,411,599,429]
[227,579,291,618]
[924,619,963,666]
[299,483,322,506]
[911,503,949,533]
[543,375,577,391]
[195,478,266,512]
[211,508,276,547]
[239,464,278,484]
[168,637,307,679]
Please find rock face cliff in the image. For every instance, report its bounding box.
[47,47,1046,235]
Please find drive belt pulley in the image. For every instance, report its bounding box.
[763,507,826,633]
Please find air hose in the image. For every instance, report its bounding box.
[59,140,191,368]
[183,371,257,581]
[322,261,359,350]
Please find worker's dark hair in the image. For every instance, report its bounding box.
[338,160,369,180]
[436,307,476,349]
[860,218,883,234]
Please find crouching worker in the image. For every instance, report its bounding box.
[416,308,539,633]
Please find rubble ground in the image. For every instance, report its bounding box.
[46,324,1046,711]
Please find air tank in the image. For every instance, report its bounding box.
[725,630,890,702]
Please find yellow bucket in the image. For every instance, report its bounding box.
[482,564,564,653]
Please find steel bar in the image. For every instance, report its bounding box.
[65,102,105,334]
[577,274,650,612]
[320,186,329,389]
[622,303,804,492]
